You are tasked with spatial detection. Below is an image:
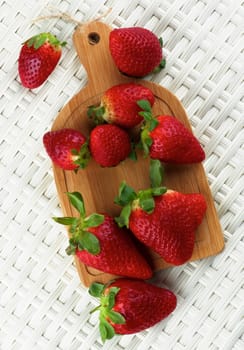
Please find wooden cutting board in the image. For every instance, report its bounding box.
[51,21,224,287]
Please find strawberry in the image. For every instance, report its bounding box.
[88,83,155,128]
[53,192,152,279]
[89,124,132,167]
[43,128,90,171]
[18,32,66,88]
[138,100,205,163]
[89,279,177,341]
[115,160,207,265]
[109,27,165,77]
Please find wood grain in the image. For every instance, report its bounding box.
[51,21,224,287]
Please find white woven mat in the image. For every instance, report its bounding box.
[0,0,243,349]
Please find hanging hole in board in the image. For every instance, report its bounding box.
[88,32,100,45]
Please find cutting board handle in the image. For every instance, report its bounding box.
[72,21,131,91]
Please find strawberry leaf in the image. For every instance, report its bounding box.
[139,197,155,213]
[48,34,60,46]
[107,310,125,324]
[34,34,47,49]
[47,33,66,47]
[69,222,78,234]
[89,282,105,297]
[79,231,100,255]
[115,203,132,228]
[107,287,120,308]
[65,245,77,256]
[95,106,105,117]
[139,111,152,121]
[114,181,137,206]
[26,33,66,50]
[67,192,85,216]
[137,99,152,112]
[73,141,91,170]
[128,149,137,161]
[84,213,104,228]
[151,187,167,196]
[99,319,115,342]
[128,142,137,161]
[65,237,78,255]
[99,320,107,343]
[87,105,105,124]
[52,217,78,226]
[87,105,96,118]
[69,237,77,247]
[138,99,159,134]
[27,33,48,49]
[160,57,166,69]
[26,36,35,47]
[149,159,164,187]
[148,118,159,131]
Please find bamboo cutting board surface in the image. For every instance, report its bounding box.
[51,21,224,287]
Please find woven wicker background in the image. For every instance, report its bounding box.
[0,0,243,349]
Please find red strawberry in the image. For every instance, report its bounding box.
[89,124,131,167]
[43,128,90,171]
[138,100,205,163]
[53,192,152,279]
[88,83,155,128]
[115,160,207,265]
[89,279,177,341]
[128,190,206,265]
[18,32,66,88]
[109,27,165,77]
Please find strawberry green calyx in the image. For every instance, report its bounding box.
[137,99,159,156]
[115,182,166,227]
[89,282,125,342]
[153,57,166,73]
[115,160,166,228]
[87,105,106,125]
[71,141,91,172]
[53,192,104,255]
[153,38,166,73]
[26,32,67,50]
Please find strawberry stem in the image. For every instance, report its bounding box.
[89,282,106,297]
[149,159,165,188]
[140,128,152,156]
